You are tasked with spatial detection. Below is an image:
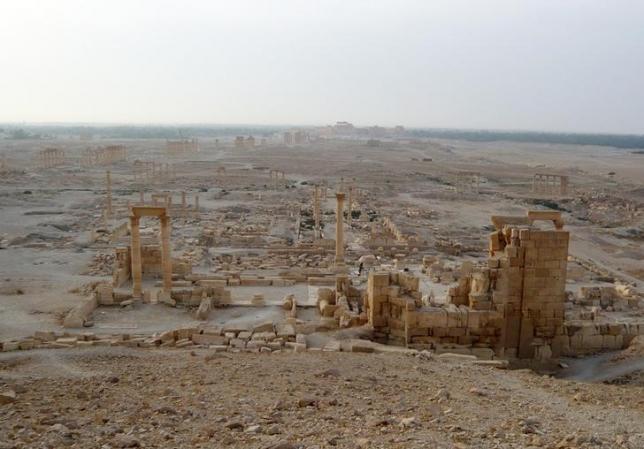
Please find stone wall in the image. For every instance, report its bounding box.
[488,227,569,359]
[366,224,570,360]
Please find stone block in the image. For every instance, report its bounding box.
[275,323,296,338]
[252,321,274,333]
[192,333,227,346]
[229,338,246,349]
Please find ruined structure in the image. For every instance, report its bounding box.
[81,145,127,167]
[166,139,199,154]
[454,171,480,194]
[533,173,569,196]
[366,211,570,360]
[269,170,285,188]
[129,206,173,300]
[36,148,65,168]
[133,161,175,183]
[283,130,309,145]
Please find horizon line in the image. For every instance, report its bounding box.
[1,121,644,137]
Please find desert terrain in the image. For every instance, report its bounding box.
[1,130,643,448]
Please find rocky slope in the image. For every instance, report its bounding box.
[1,347,643,449]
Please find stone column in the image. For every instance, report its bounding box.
[560,176,569,196]
[347,185,353,227]
[181,192,187,217]
[106,170,112,219]
[313,186,321,239]
[160,215,172,293]
[194,194,200,215]
[335,192,345,266]
[130,215,143,299]
[139,190,144,203]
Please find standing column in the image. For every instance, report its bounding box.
[160,214,173,293]
[181,192,187,217]
[347,185,353,227]
[106,170,113,219]
[194,194,200,215]
[560,176,568,196]
[313,186,321,239]
[335,192,345,266]
[130,215,143,299]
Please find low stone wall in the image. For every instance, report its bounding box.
[561,321,644,355]
[405,306,503,349]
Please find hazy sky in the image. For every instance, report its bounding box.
[1,0,644,133]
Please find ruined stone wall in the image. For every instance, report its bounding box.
[562,321,644,355]
[489,228,569,359]
[367,271,503,351]
[367,226,569,359]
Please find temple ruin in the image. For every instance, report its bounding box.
[533,173,569,196]
[166,138,199,154]
[36,148,65,168]
[80,145,127,167]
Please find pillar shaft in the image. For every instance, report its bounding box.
[335,192,345,265]
[313,186,321,239]
[347,186,353,227]
[106,170,112,218]
[130,216,142,298]
[160,215,172,293]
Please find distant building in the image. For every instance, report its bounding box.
[283,130,309,145]
[334,121,355,135]
[293,131,309,145]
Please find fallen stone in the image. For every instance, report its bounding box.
[0,390,17,405]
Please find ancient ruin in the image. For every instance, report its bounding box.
[166,138,199,154]
[454,170,481,194]
[2,127,644,449]
[36,147,65,168]
[533,173,569,196]
[80,145,127,167]
[3,4,644,447]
